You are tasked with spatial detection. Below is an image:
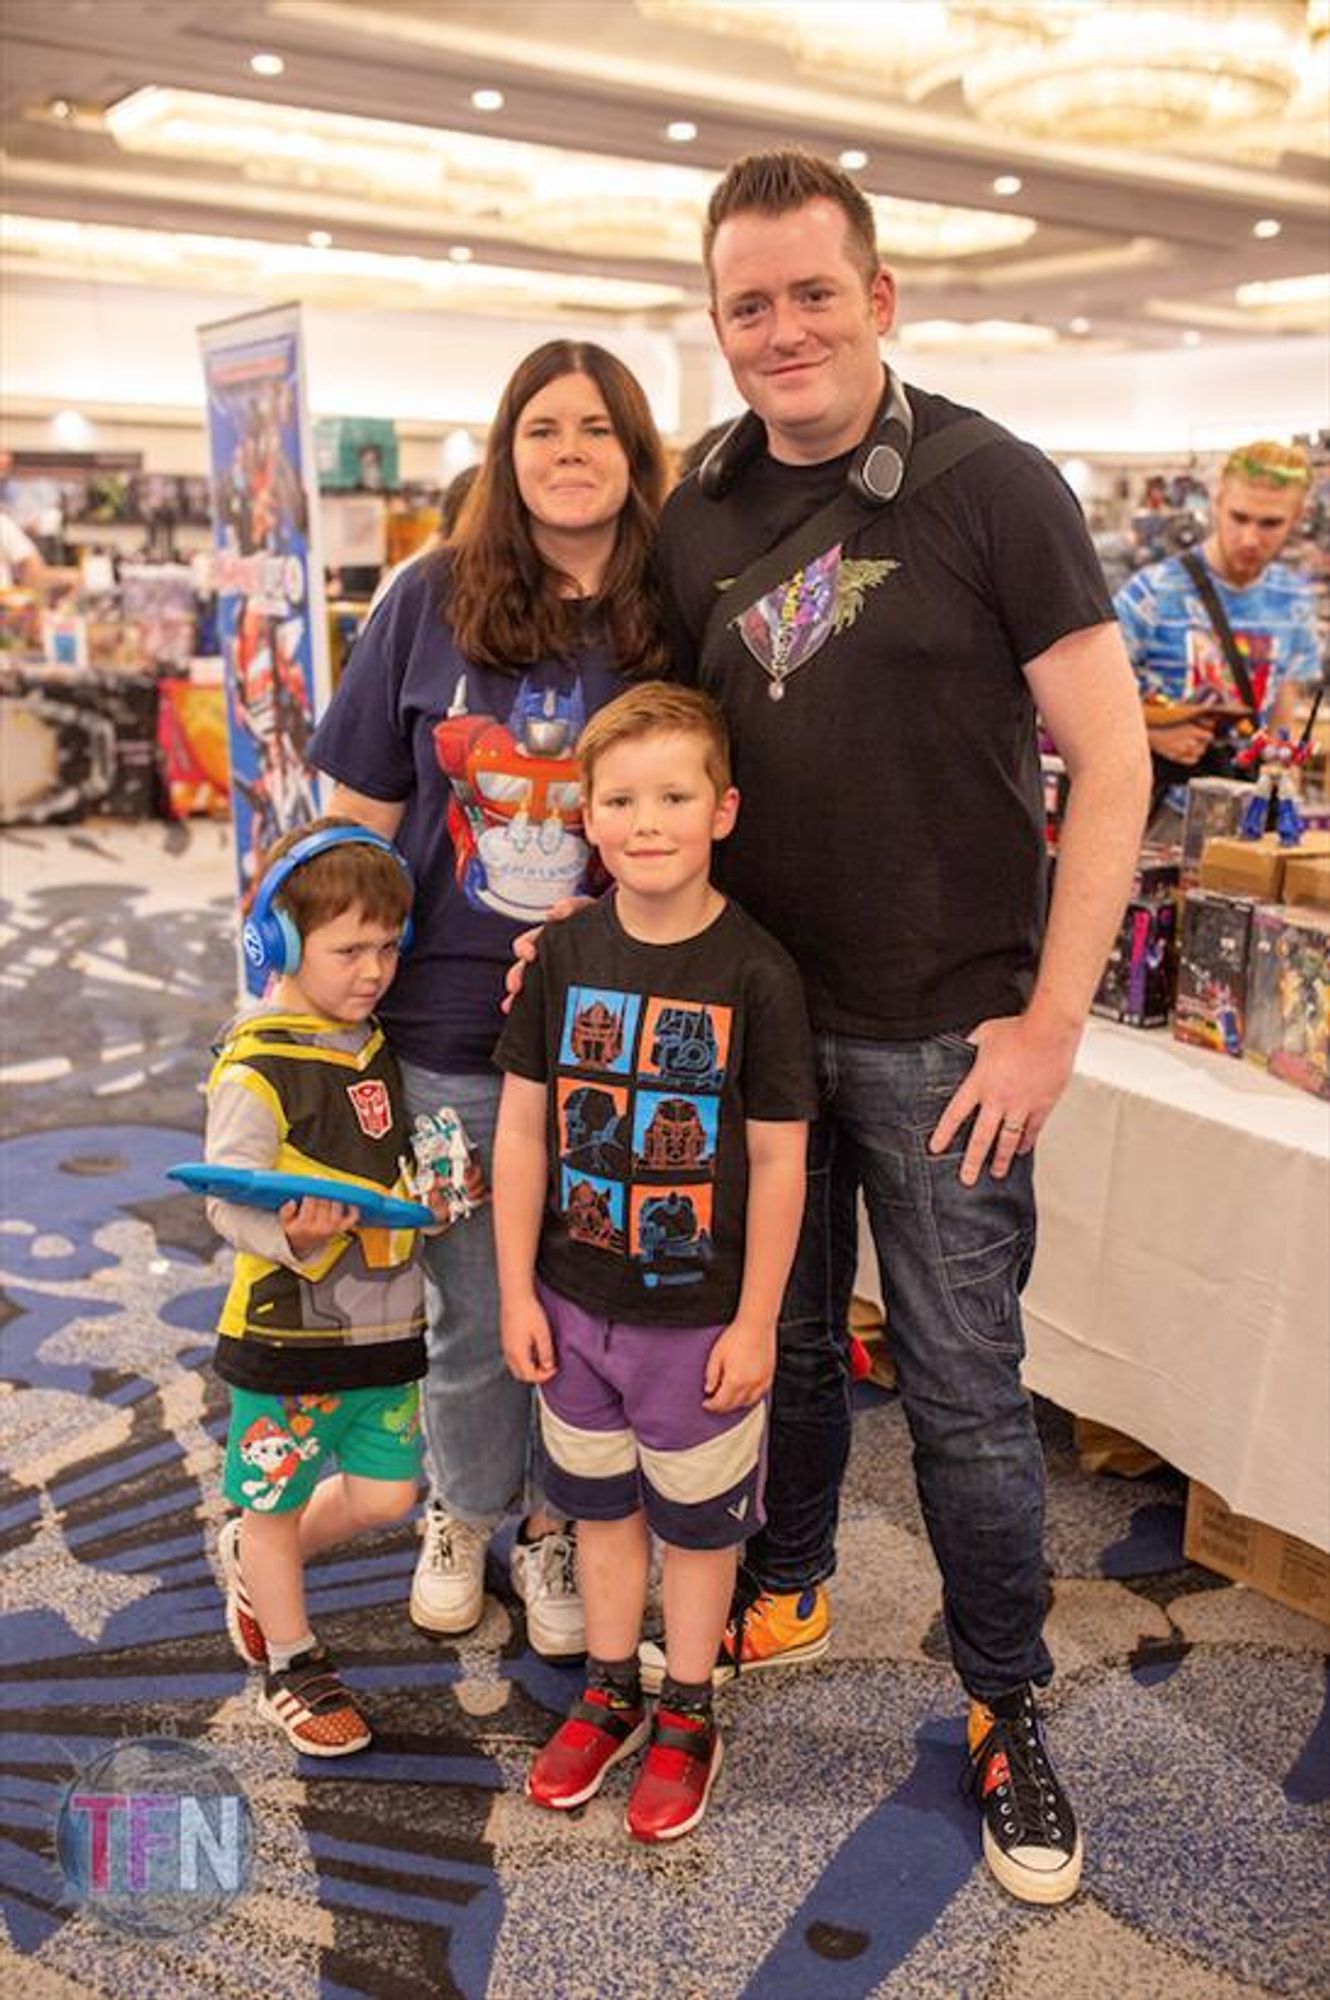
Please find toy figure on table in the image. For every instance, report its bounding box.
[1234,689,1320,845]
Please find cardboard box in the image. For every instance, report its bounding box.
[1184,1481,1330,1625]
[1282,853,1330,911]
[1173,890,1252,1055]
[1199,831,1330,900]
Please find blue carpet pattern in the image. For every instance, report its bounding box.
[1,823,1327,1999]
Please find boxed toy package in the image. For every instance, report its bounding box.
[1091,854,1180,1028]
[1092,896,1177,1028]
[1244,905,1330,1101]
[1173,890,1254,1057]
[1180,776,1250,883]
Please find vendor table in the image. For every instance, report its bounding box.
[855,1019,1330,1552]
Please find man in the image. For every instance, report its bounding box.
[1114,441,1321,832]
[645,150,1150,1906]
[0,512,44,591]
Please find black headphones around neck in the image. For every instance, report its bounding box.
[696,369,913,506]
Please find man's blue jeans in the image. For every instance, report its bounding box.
[746,1029,1054,1702]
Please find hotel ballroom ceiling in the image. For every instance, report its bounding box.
[1,0,1328,352]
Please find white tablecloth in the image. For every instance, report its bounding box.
[855,1019,1330,1551]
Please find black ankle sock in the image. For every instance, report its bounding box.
[658,1674,713,1716]
[586,1654,641,1706]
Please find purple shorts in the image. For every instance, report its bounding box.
[536,1283,767,1552]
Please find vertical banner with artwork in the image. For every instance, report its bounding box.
[198,302,329,991]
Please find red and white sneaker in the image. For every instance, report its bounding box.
[527,1687,650,1810]
[218,1516,267,1668]
[625,1707,723,1844]
[256,1646,372,1757]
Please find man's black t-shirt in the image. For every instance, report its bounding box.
[494,895,816,1327]
[656,382,1114,1040]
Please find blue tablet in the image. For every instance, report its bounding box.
[167,1163,434,1229]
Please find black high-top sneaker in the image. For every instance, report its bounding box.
[966,1685,1083,1904]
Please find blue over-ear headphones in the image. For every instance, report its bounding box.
[242,825,417,981]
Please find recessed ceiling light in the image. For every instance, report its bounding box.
[1068,316,1091,335]
[992,174,1023,197]
[49,97,73,120]
[1253,217,1282,239]
[666,120,698,142]
[308,229,333,249]
[471,88,505,112]
[52,409,91,448]
[448,244,473,263]
[249,52,285,78]
[1182,329,1202,346]
[839,148,869,170]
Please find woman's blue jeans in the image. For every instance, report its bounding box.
[747,1029,1054,1703]
[399,1060,540,1529]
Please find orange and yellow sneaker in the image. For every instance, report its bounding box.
[638,1579,830,1694]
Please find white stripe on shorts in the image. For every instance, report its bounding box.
[538,1395,638,1479]
[638,1401,765,1506]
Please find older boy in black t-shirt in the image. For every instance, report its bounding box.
[493,683,815,1843]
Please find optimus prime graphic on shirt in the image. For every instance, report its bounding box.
[433,673,593,920]
[1180,623,1274,715]
[554,985,732,1290]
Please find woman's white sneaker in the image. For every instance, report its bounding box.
[510,1528,586,1660]
[409,1502,487,1633]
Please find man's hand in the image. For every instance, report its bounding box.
[279,1194,359,1258]
[927,1014,1080,1187]
[500,1295,557,1383]
[702,1316,776,1412]
[501,894,595,1012]
[1145,718,1216,766]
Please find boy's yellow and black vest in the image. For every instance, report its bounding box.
[209,1013,426,1393]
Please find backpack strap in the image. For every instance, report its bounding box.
[702,413,1007,662]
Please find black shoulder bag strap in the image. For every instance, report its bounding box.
[701,414,1006,662]
[1180,550,1257,711]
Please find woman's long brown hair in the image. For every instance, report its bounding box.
[445,340,669,677]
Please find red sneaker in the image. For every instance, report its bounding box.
[527,1688,649,1810]
[625,1707,724,1844]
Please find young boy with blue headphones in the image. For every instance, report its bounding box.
[207,815,481,1755]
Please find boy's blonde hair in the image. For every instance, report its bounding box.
[1220,439,1311,491]
[577,683,733,800]
[259,816,413,941]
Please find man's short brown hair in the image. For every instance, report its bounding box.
[703,150,880,290]
[578,683,732,800]
[1220,439,1312,491]
[259,816,413,941]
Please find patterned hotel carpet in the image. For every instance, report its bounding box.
[1,821,1327,2000]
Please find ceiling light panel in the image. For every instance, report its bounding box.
[0,213,686,317]
[101,88,1037,266]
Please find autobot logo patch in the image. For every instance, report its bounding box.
[347,1079,391,1139]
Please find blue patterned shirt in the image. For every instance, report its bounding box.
[1114,550,1321,722]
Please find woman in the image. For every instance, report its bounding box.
[309,341,669,1658]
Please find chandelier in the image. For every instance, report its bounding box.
[637,0,1319,151]
[960,2,1310,147]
